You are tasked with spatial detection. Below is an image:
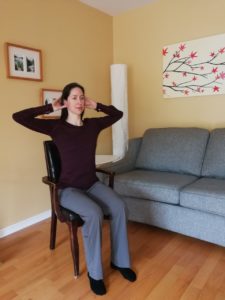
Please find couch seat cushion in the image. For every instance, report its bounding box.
[201,128,225,179]
[180,177,225,217]
[135,128,209,176]
[114,170,197,204]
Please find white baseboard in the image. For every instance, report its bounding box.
[0,210,51,238]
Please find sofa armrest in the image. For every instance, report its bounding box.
[96,168,115,188]
[102,137,142,174]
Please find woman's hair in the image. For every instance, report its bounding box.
[60,82,85,120]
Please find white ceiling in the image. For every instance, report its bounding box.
[79,0,157,16]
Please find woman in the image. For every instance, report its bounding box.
[13,82,136,295]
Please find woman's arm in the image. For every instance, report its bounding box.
[95,102,123,129]
[12,104,57,135]
[85,97,123,130]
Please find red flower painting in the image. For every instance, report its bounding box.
[162,34,225,98]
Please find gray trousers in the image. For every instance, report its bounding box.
[58,181,131,280]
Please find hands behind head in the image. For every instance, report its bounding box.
[84,97,97,110]
[52,96,97,111]
[52,98,67,111]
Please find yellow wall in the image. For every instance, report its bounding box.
[0,0,113,229]
[113,0,225,138]
[2,0,225,231]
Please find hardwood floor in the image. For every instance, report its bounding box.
[1,219,225,299]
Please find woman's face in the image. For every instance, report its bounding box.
[65,87,85,115]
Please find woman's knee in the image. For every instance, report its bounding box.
[110,196,128,218]
[86,205,104,223]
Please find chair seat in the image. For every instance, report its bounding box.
[60,206,85,225]
[60,206,110,222]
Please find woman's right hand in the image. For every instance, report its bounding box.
[52,98,67,111]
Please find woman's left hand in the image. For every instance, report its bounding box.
[85,97,97,110]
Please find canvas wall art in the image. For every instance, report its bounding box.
[162,33,225,98]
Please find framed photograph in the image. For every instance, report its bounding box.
[6,43,43,81]
[41,89,62,118]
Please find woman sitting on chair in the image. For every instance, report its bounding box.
[12,82,136,296]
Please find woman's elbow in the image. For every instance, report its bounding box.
[119,111,123,119]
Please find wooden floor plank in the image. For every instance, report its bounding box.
[1,219,225,299]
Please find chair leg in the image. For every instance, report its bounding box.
[67,221,79,279]
[50,211,57,250]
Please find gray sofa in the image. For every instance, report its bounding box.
[103,127,225,247]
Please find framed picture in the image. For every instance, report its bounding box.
[41,89,62,118]
[6,43,43,81]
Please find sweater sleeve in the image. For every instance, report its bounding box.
[12,104,57,135]
[95,102,123,130]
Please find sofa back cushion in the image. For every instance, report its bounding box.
[135,128,209,176]
[201,128,225,178]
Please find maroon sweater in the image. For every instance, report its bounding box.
[13,103,123,189]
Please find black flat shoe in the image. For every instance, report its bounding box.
[88,273,106,295]
[111,262,137,282]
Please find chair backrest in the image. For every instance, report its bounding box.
[43,140,61,182]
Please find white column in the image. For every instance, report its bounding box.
[110,64,128,159]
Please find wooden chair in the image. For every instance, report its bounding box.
[42,140,114,278]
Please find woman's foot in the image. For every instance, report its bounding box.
[87,273,106,295]
[111,262,137,282]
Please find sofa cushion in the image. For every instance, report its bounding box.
[113,170,197,205]
[180,177,225,217]
[201,128,225,179]
[135,128,209,176]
